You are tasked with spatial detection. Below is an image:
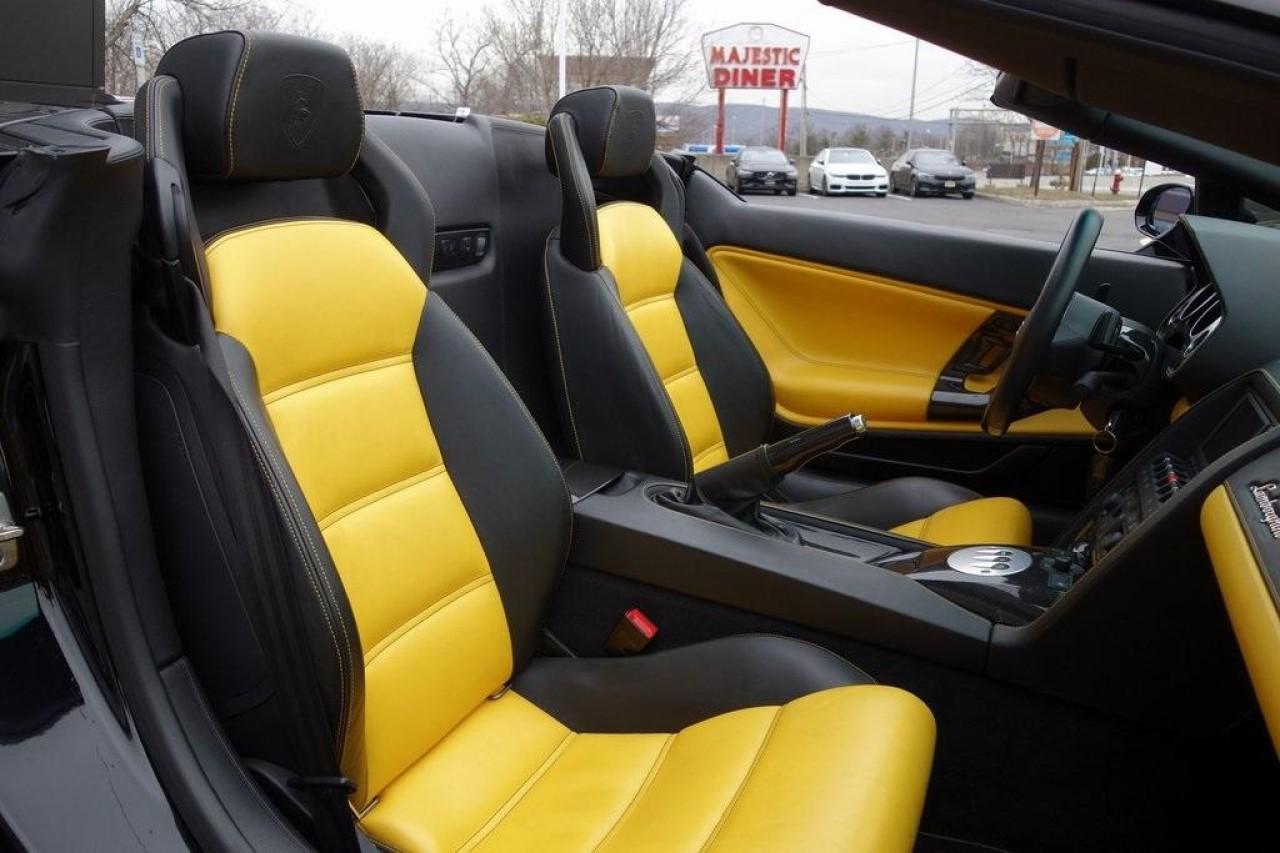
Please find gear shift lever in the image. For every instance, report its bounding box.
[665,414,868,538]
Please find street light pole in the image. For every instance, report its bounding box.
[905,37,920,149]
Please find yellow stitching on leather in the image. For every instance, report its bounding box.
[663,364,700,385]
[317,464,446,531]
[226,31,253,176]
[692,441,727,465]
[542,232,584,456]
[591,734,676,852]
[459,730,578,851]
[362,576,494,666]
[263,354,413,405]
[698,707,782,852]
[225,361,351,743]
[624,292,676,313]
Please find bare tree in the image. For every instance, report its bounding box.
[432,15,497,110]
[478,0,699,118]
[104,0,423,110]
[104,0,307,95]
[340,34,425,111]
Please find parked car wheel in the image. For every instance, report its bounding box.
[910,178,922,197]
[820,175,829,196]
[963,192,975,200]
[787,187,797,196]
[877,192,888,198]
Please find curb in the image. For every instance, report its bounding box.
[975,191,1136,209]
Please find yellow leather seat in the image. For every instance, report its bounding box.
[542,85,1033,547]
[366,687,934,852]
[142,32,938,852]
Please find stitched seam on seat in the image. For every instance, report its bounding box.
[590,734,675,852]
[262,354,412,404]
[663,364,699,385]
[316,464,446,531]
[551,114,599,269]
[226,31,252,177]
[698,707,783,852]
[227,361,353,745]
[363,575,493,666]
[600,88,620,174]
[541,233,584,458]
[692,441,726,465]
[598,265,694,481]
[624,292,675,313]
[205,218,381,255]
[459,730,577,851]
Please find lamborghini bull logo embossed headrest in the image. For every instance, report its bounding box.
[281,73,325,149]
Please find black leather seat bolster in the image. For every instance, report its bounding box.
[786,476,982,530]
[544,236,691,479]
[415,296,571,671]
[513,634,874,733]
[675,258,774,457]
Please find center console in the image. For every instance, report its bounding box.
[565,370,1280,725]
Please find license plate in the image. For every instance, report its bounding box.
[944,180,957,188]
[764,179,777,186]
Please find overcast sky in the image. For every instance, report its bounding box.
[285,0,984,118]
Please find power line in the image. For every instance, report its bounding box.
[807,38,914,58]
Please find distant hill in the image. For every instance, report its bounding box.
[659,102,953,149]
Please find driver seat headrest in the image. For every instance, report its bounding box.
[545,85,655,179]
[155,30,364,182]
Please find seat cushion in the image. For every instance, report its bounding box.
[787,476,1033,546]
[889,496,1032,546]
[514,633,874,733]
[360,685,935,852]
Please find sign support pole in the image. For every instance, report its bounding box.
[715,87,726,154]
[778,88,789,152]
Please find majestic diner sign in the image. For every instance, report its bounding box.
[702,23,810,91]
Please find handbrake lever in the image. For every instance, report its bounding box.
[676,414,868,534]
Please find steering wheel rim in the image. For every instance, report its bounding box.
[982,208,1104,436]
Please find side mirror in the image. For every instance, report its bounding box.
[789,158,796,165]
[1135,183,1194,239]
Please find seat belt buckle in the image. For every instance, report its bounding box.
[605,608,658,655]
[289,775,357,798]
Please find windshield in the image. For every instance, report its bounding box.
[828,149,875,164]
[915,151,961,168]
[743,149,789,165]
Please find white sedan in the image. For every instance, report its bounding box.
[809,147,890,196]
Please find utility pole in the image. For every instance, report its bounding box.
[556,0,567,98]
[905,38,920,149]
[799,68,809,158]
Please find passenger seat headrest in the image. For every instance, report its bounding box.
[155,30,364,181]
[546,85,655,179]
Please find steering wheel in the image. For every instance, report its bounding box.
[982,208,1104,436]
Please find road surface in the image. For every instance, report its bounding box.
[745,191,1144,252]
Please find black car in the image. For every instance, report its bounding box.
[727,146,798,195]
[890,148,977,198]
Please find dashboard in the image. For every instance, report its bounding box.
[1140,215,1280,754]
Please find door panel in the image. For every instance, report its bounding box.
[685,170,1189,511]
[709,245,1094,434]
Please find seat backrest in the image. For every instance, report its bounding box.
[544,86,773,480]
[135,30,569,810]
